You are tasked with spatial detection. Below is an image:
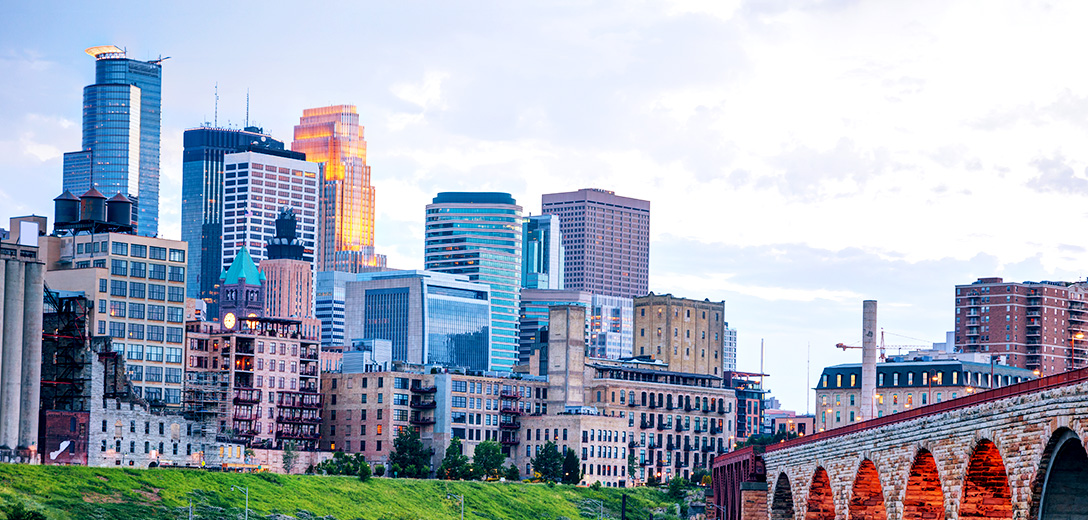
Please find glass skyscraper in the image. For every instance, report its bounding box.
[425,192,523,371]
[63,46,162,237]
[522,214,564,290]
[181,126,288,318]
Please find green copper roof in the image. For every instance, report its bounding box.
[220,246,266,285]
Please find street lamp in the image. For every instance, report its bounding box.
[232,485,249,520]
[708,501,728,519]
[927,372,939,405]
[447,493,464,520]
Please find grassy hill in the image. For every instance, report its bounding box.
[0,464,683,520]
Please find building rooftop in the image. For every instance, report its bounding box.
[220,246,265,285]
[432,192,517,205]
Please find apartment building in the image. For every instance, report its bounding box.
[634,293,727,377]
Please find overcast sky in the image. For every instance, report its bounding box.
[4,0,1088,413]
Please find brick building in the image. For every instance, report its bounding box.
[634,293,727,377]
[954,277,1088,375]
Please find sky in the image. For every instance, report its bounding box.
[3,0,1088,413]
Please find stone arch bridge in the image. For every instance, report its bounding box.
[711,368,1088,520]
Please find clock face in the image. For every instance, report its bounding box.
[224,313,237,330]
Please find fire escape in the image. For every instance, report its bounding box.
[498,387,523,453]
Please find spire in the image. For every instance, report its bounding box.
[220,246,266,285]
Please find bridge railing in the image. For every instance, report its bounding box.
[766,366,1088,454]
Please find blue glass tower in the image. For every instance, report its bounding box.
[180,126,288,318]
[425,192,522,371]
[522,214,564,289]
[63,46,163,237]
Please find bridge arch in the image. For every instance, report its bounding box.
[771,472,795,520]
[1031,427,1088,520]
[903,449,945,520]
[958,439,1012,520]
[806,466,835,520]
[849,459,887,520]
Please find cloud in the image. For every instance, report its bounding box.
[1026,153,1088,195]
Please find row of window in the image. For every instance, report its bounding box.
[103,300,183,322]
[105,241,184,262]
[107,323,183,343]
[122,344,183,363]
[102,279,184,302]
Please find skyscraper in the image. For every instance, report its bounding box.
[259,208,320,339]
[522,214,564,290]
[425,192,523,371]
[541,188,650,298]
[63,45,162,237]
[181,126,288,316]
[291,105,385,273]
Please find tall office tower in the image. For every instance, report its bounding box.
[425,192,523,371]
[723,322,738,372]
[181,126,288,314]
[259,209,319,337]
[219,149,318,308]
[63,46,163,237]
[634,293,727,376]
[541,189,650,298]
[291,105,386,273]
[954,277,1088,376]
[522,215,564,290]
[316,270,354,349]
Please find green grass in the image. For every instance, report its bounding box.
[0,464,681,520]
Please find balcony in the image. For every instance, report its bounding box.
[499,390,522,400]
[232,411,257,422]
[411,386,437,394]
[675,423,689,432]
[702,445,713,452]
[300,349,319,361]
[628,401,638,407]
[410,416,436,426]
[717,409,727,415]
[500,406,524,415]
[499,421,522,430]
[299,366,318,377]
[278,391,323,409]
[640,421,652,429]
[275,428,320,441]
[277,412,321,424]
[232,387,261,405]
[410,400,437,410]
[501,437,520,446]
[657,423,669,431]
[666,443,676,451]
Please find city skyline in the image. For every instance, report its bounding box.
[9,2,1088,412]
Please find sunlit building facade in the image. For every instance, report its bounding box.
[425,192,523,371]
[291,105,386,273]
[63,46,163,237]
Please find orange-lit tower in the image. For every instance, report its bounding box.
[292,105,386,272]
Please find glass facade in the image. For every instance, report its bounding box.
[316,271,353,348]
[63,49,162,236]
[364,288,410,361]
[180,127,287,317]
[425,286,491,370]
[425,193,522,371]
[522,215,564,290]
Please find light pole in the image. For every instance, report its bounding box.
[447,493,464,520]
[708,501,728,519]
[927,372,939,405]
[232,485,249,520]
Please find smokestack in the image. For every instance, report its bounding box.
[861,300,877,422]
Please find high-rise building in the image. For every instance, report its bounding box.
[541,189,650,298]
[425,192,523,371]
[63,46,163,237]
[522,215,564,290]
[259,209,316,332]
[340,270,492,370]
[181,126,288,314]
[315,270,354,349]
[518,289,632,360]
[634,293,727,377]
[954,277,1088,375]
[723,322,737,372]
[291,105,385,273]
[219,149,318,302]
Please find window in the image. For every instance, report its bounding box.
[147,325,165,342]
[129,282,146,299]
[165,347,182,363]
[148,305,166,321]
[452,380,467,392]
[165,368,182,384]
[167,307,184,323]
[149,247,167,260]
[99,278,108,292]
[394,377,409,389]
[393,394,409,406]
[146,345,164,362]
[111,259,127,276]
[127,344,143,360]
[168,249,185,262]
[127,365,143,381]
[164,389,181,404]
[109,301,126,318]
[129,302,145,319]
[148,284,166,301]
[168,266,185,282]
[145,366,163,382]
[110,280,127,297]
[129,261,146,278]
[168,287,184,302]
[452,396,467,408]
[131,244,147,258]
[111,241,128,255]
[126,323,144,340]
[148,264,166,280]
[165,327,183,344]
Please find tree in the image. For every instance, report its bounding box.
[388,427,433,478]
[374,464,386,477]
[667,476,687,500]
[358,461,372,482]
[437,438,471,480]
[472,440,505,479]
[312,452,368,476]
[645,471,660,486]
[627,448,638,480]
[3,503,45,520]
[561,448,581,484]
[531,441,563,482]
[282,441,299,473]
[504,464,521,481]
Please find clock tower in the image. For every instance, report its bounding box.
[218,246,266,329]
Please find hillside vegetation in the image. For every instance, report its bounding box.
[0,464,681,520]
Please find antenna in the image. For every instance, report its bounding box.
[246,89,250,128]
[806,342,810,415]
[214,82,219,128]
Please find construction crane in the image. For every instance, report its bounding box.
[835,330,931,362]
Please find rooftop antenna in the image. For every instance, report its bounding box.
[806,342,810,415]
[214,82,219,128]
[245,89,250,128]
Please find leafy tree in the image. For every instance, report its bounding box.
[472,440,505,478]
[358,460,372,482]
[531,441,563,482]
[561,448,581,484]
[627,448,638,480]
[312,452,369,476]
[2,503,45,520]
[504,464,521,481]
[646,471,660,486]
[690,468,710,486]
[282,441,299,473]
[667,476,687,500]
[374,464,386,477]
[388,427,434,478]
[437,438,471,480]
